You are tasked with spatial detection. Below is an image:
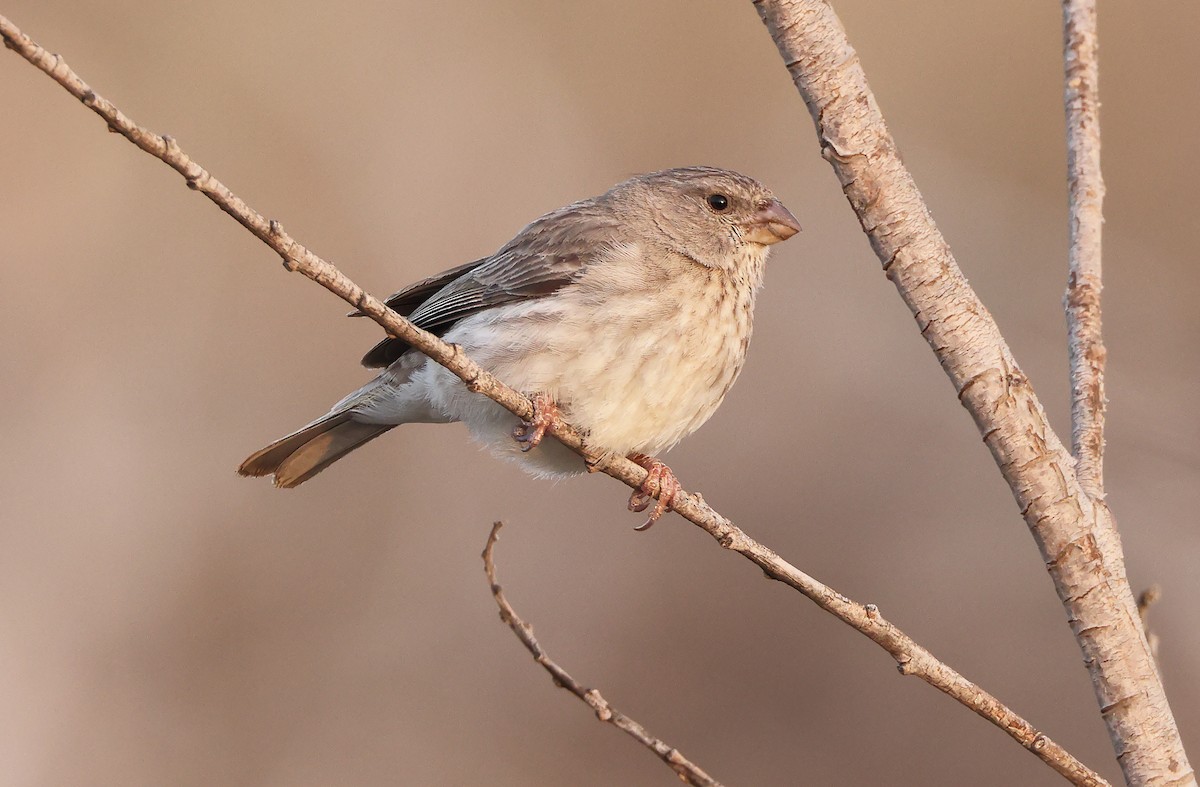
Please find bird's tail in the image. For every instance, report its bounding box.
[238,412,395,488]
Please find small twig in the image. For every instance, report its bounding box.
[0,15,1108,785]
[1063,0,1108,500]
[1138,585,1163,676]
[482,522,723,787]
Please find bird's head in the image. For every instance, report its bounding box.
[607,166,801,270]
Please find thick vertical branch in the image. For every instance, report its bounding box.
[0,12,1129,784]
[753,2,1193,785]
[1063,0,1107,499]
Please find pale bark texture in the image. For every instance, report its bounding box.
[0,12,1110,784]
[753,1,1194,785]
[1063,0,1108,499]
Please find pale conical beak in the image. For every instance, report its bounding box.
[743,198,802,245]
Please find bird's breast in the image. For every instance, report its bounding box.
[434,244,767,470]
[546,251,763,456]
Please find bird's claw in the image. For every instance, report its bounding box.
[512,393,560,453]
[627,454,682,531]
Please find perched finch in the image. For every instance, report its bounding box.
[239,167,800,526]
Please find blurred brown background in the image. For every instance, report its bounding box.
[1,2,1196,785]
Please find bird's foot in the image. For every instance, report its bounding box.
[512,393,561,452]
[627,453,682,531]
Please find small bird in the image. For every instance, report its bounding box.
[239,167,800,527]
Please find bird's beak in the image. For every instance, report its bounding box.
[743,199,802,245]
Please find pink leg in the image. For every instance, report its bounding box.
[626,453,683,531]
[512,393,561,452]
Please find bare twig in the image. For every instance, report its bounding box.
[1138,585,1163,676]
[1063,0,1108,500]
[0,14,1109,785]
[482,522,723,787]
[753,2,1192,785]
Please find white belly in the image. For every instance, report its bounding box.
[410,246,764,478]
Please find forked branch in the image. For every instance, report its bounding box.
[0,14,1108,785]
[754,1,1191,784]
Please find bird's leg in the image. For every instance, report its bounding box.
[512,393,561,452]
[626,453,682,531]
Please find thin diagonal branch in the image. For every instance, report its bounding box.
[0,14,1108,785]
[753,2,1192,785]
[482,521,723,787]
[1063,0,1107,499]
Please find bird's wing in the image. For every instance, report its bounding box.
[360,199,621,368]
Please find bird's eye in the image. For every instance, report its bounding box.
[706,193,730,212]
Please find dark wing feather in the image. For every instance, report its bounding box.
[360,199,620,368]
[348,258,490,319]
